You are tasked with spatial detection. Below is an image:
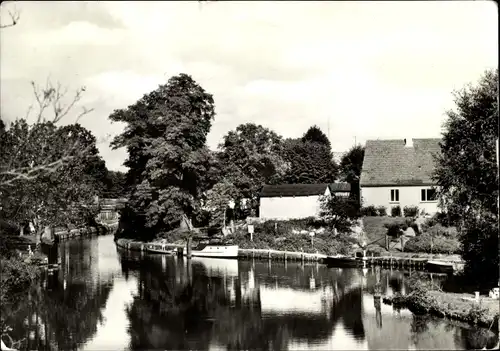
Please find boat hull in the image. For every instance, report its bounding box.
[324,256,363,268]
[426,260,454,274]
[145,243,176,255]
[183,245,239,259]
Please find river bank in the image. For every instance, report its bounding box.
[54,221,119,241]
[383,290,500,329]
[114,238,326,262]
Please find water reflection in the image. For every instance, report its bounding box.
[2,235,498,350]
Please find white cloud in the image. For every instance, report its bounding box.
[0,0,497,171]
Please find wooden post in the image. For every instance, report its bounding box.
[385,234,389,251]
[186,237,192,259]
[400,236,404,252]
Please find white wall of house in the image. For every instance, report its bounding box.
[360,185,440,215]
[259,195,322,220]
[259,188,330,220]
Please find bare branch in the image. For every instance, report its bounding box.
[30,79,92,124]
[0,5,20,29]
[0,157,70,187]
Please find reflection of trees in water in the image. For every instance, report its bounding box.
[125,257,368,350]
[462,327,499,350]
[2,270,112,350]
[410,314,430,339]
[329,288,365,341]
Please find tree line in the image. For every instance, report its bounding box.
[109,73,364,240]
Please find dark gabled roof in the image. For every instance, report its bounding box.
[329,182,351,192]
[260,184,329,198]
[260,182,351,197]
[360,138,441,187]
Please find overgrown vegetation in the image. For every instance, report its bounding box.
[376,206,387,216]
[384,273,499,328]
[361,205,388,217]
[434,69,499,287]
[391,205,402,217]
[404,233,461,254]
[403,206,419,217]
[225,220,357,255]
[362,214,461,254]
[0,257,41,303]
[361,205,378,216]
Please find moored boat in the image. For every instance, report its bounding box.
[323,255,363,268]
[426,260,454,274]
[145,242,177,255]
[183,238,239,259]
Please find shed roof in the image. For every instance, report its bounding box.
[260,183,350,198]
[260,184,329,197]
[329,182,351,192]
[360,138,441,187]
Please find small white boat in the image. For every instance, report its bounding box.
[145,243,177,255]
[183,238,239,259]
[426,260,454,274]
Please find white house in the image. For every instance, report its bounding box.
[360,138,441,215]
[259,183,351,220]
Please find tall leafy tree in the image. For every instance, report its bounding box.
[434,69,498,286]
[339,145,365,202]
[280,138,338,184]
[104,171,128,198]
[301,125,331,147]
[216,123,287,216]
[0,121,105,238]
[110,74,216,238]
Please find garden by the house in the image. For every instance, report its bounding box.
[151,204,462,259]
[361,204,461,257]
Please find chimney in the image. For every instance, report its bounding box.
[404,138,413,148]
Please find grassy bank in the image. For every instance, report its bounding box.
[225,231,356,255]
[363,216,461,255]
[225,221,358,256]
[383,289,499,329]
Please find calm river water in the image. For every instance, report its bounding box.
[3,234,499,350]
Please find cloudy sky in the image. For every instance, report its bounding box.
[1,1,497,171]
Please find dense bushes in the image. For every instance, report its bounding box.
[403,206,419,217]
[0,257,41,302]
[376,206,387,216]
[404,233,461,254]
[226,228,357,256]
[360,205,387,216]
[361,205,420,217]
[384,217,415,237]
[460,215,499,287]
[361,205,377,216]
[391,205,402,217]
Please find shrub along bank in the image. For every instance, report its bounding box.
[383,281,499,329]
[129,217,361,256]
[225,230,357,256]
[224,218,358,255]
[363,214,461,255]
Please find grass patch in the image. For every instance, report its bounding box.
[363,216,405,250]
[383,274,499,328]
[404,233,461,254]
[222,219,359,255]
[225,229,357,256]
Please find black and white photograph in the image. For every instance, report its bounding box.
[0,1,498,350]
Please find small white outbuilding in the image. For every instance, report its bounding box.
[258,183,351,220]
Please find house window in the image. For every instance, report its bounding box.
[390,189,399,202]
[421,188,437,202]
